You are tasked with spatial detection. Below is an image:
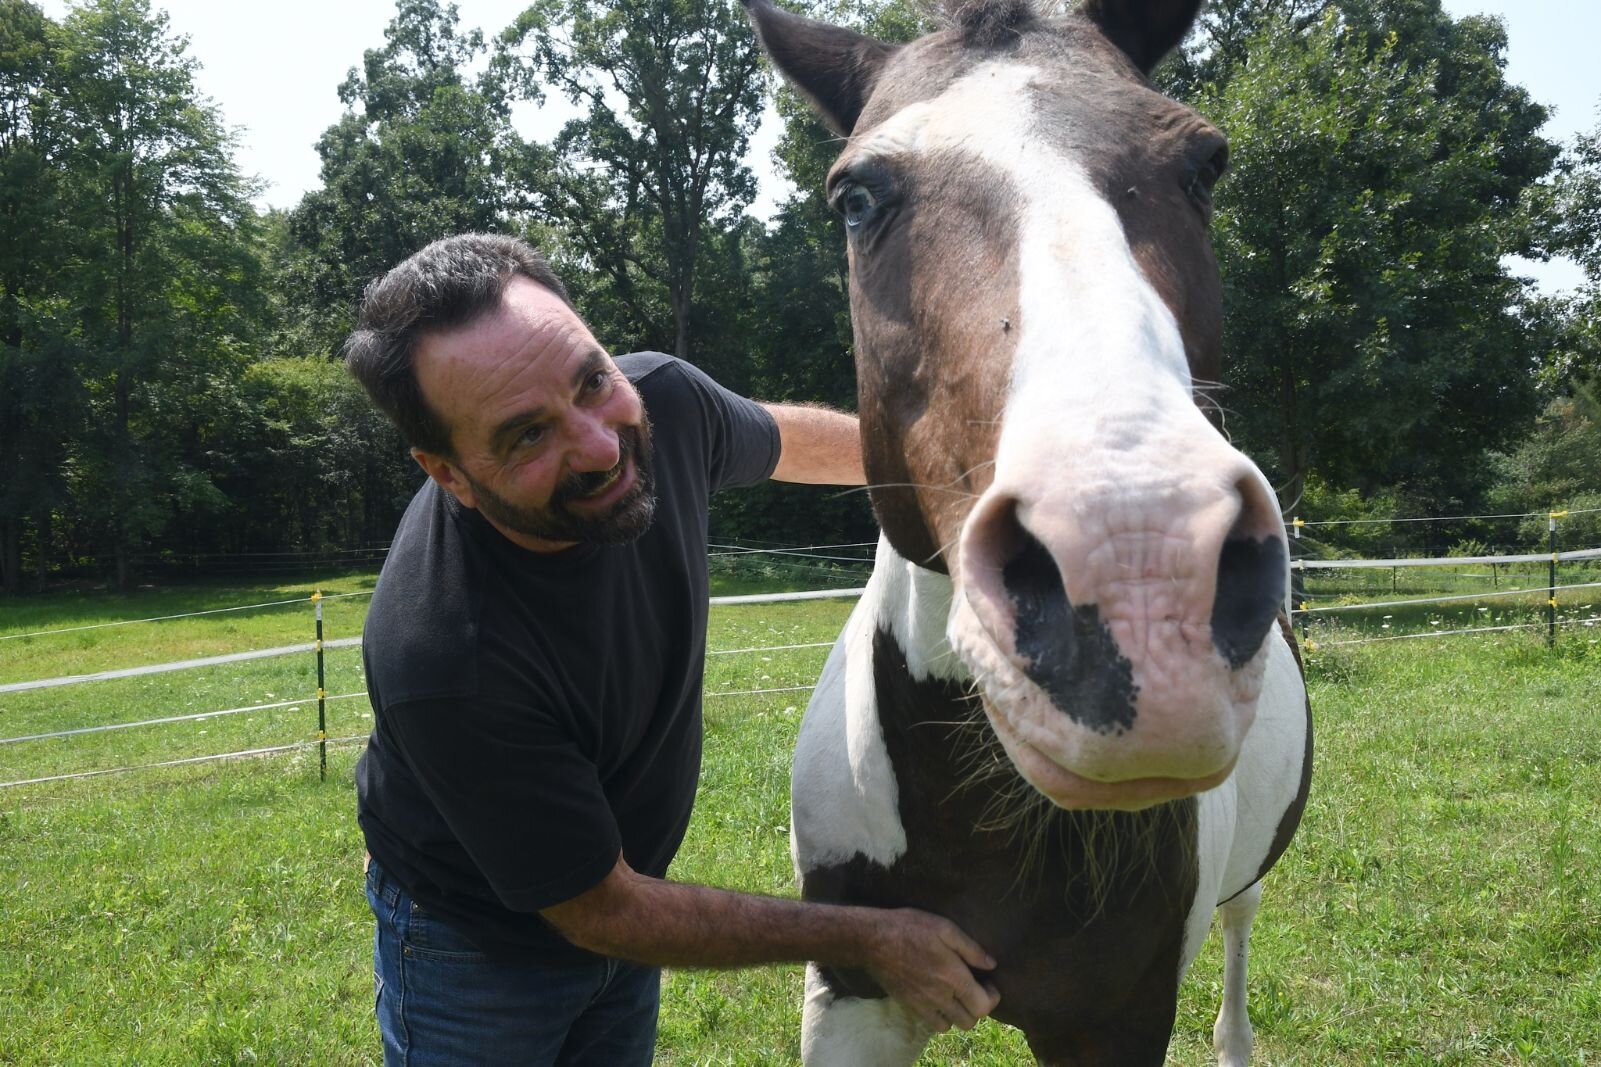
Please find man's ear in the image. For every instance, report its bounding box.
[1080,0,1203,75]
[412,448,478,511]
[742,0,898,136]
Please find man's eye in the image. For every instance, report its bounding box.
[519,426,546,447]
[585,370,610,393]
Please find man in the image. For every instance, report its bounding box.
[344,233,999,1064]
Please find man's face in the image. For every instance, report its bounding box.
[411,277,656,552]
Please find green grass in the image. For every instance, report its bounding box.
[2,574,1599,1064]
[0,571,381,687]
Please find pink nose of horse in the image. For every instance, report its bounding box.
[961,472,1286,746]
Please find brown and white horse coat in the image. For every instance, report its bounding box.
[746,1,1312,1064]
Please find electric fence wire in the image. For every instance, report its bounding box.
[6,527,1598,787]
[0,590,374,642]
[0,642,839,747]
[1313,622,1543,648]
[0,735,370,790]
[0,692,371,746]
[1298,505,1601,526]
[1294,579,1601,615]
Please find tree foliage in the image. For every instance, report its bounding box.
[2,0,263,590]
[276,0,528,359]
[495,0,766,361]
[1549,115,1601,282]
[1490,383,1601,545]
[0,0,76,591]
[1199,4,1556,514]
[3,0,1598,591]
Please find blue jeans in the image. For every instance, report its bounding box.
[365,858,660,1066]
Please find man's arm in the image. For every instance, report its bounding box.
[761,403,866,485]
[542,854,999,1033]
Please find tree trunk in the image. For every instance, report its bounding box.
[671,284,691,362]
[0,515,19,594]
[33,508,48,590]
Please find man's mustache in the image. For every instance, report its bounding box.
[551,425,641,505]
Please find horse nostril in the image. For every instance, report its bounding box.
[1003,524,1070,651]
[999,517,1138,736]
[1210,532,1286,669]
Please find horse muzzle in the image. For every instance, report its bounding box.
[948,451,1287,809]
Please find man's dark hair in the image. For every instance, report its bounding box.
[343,233,576,458]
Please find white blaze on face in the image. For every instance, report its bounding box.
[855,61,1280,806]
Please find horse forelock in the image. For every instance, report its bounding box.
[935,0,1049,47]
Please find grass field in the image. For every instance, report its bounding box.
[1,566,1598,1065]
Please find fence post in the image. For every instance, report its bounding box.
[1548,512,1567,647]
[313,590,327,781]
[1290,518,1313,650]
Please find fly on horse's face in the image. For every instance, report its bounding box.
[750,0,1289,812]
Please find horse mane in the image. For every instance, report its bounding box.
[935,0,1059,47]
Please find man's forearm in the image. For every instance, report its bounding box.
[542,856,999,1032]
[548,869,877,969]
[762,403,866,485]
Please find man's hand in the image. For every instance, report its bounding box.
[864,908,1001,1033]
[540,855,1000,1032]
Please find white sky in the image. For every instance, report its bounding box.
[40,0,1600,294]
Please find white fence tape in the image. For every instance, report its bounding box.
[709,587,866,605]
[1298,580,1601,615]
[0,590,372,642]
[1295,547,1601,570]
[0,693,369,746]
[0,735,369,789]
[0,637,364,695]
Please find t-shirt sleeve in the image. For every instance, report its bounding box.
[380,695,622,912]
[658,358,781,492]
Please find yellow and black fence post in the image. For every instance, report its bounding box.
[1290,518,1314,652]
[1548,511,1567,647]
[313,590,327,781]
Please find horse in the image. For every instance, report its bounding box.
[742,0,1312,1063]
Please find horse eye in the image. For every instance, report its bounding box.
[838,184,878,229]
[1186,145,1228,220]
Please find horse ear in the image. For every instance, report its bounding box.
[1079,0,1202,74]
[742,0,898,136]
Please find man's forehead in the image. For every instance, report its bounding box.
[414,278,607,436]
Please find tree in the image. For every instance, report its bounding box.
[747,0,935,406]
[46,0,261,589]
[1158,0,1325,98]
[263,0,528,556]
[496,0,767,361]
[213,358,420,555]
[0,0,81,592]
[1531,108,1601,392]
[277,0,527,359]
[709,0,928,548]
[1201,9,1555,512]
[1489,383,1601,547]
[1548,111,1601,281]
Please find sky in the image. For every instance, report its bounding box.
[40,0,1601,294]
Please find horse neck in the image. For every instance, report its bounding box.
[862,535,968,690]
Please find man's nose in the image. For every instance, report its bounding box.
[567,412,621,473]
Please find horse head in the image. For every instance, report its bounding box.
[747,0,1288,812]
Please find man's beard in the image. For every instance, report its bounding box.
[465,416,657,547]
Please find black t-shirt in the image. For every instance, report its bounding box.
[355,353,781,959]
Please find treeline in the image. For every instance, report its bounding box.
[2,0,1599,592]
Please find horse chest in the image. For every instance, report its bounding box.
[796,627,1205,1056]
